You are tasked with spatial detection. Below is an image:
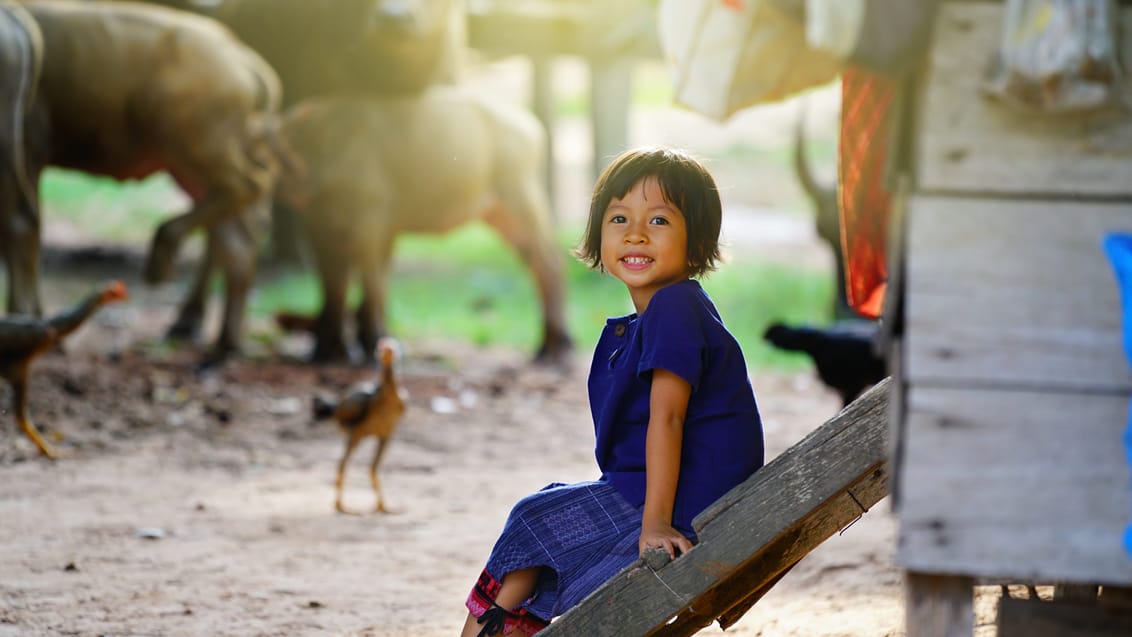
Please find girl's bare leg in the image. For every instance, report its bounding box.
[459,567,540,637]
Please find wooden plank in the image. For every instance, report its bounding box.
[904,195,1132,393]
[467,0,660,59]
[915,2,1132,197]
[905,572,975,637]
[998,596,1132,637]
[540,379,891,636]
[466,1,587,57]
[897,386,1132,584]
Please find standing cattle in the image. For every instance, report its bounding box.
[0,1,43,317]
[160,0,465,105]
[10,0,289,362]
[131,0,466,262]
[274,87,572,365]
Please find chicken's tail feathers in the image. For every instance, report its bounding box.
[763,322,822,353]
[311,394,338,421]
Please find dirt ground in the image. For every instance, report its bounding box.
[0,58,1013,637]
[0,254,909,637]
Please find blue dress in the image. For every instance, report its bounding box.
[468,279,764,629]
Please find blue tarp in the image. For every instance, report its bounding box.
[1102,233,1132,558]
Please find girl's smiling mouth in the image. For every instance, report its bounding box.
[621,255,653,270]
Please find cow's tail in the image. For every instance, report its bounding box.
[2,2,43,215]
[241,51,305,194]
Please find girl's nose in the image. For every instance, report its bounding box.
[624,220,647,243]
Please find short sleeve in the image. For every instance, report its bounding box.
[636,283,706,390]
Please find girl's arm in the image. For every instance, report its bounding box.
[640,368,695,559]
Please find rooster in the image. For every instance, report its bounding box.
[1,280,129,458]
[763,320,887,407]
[312,337,407,514]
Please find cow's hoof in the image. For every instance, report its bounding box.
[165,317,203,343]
[533,336,575,370]
[309,341,351,364]
[195,347,235,375]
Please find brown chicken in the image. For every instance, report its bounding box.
[313,338,408,514]
[1,280,129,458]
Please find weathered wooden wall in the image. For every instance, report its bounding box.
[897,0,1132,590]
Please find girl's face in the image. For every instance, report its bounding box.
[600,176,690,313]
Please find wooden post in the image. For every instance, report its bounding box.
[905,572,974,637]
[530,54,557,221]
[588,57,632,181]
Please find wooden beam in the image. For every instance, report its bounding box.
[898,386,1132,585]
[540,378,892,636]
[915,3,1132,197]
[904,195,1132,394]
[905,572,974,637]
[998,596,1132,637]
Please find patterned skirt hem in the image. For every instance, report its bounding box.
[465,569,550,635]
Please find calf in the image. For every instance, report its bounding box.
[277,87,572,364]
[0,1,43,316]
[14,0,288,361]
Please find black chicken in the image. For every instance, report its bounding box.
[763,321,887,407]
[0,280,129,458]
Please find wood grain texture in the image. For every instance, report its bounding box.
[540,379,891,636]
[904,195,1132,393]
[915,3,1132,197]
[905,572,975,637]
[897,386,1132,584]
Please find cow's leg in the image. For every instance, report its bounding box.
[0,174,41,316]
[202,206,263,365]
[0,7,42,317]
[307,231,352,363]
[146,122,274,284]
[145,194,223,284]
[483,186,572,365]
[355,234,395,362]
[166,231,213,344]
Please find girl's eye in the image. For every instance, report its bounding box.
[650,216,669,226]
[607,214,626,224]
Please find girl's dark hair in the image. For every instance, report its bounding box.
[573,146,722,278]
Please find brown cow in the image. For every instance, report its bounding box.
[13,0,288,362]
[131,0,465,262]
[0,1,43,317]
[143,0,464,106]
[275,87,572,365]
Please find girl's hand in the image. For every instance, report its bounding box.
[639,519,694,560]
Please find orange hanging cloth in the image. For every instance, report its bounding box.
[838,65,896,320]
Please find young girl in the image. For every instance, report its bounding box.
[459,147,765,637]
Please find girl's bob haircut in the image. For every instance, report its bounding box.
[574,146,723,278]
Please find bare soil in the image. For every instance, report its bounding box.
[0,243,917,637]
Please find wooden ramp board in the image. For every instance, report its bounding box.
[540,378,892,636]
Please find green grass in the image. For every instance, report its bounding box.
[41,170,182,243]
[249,222,833,370]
